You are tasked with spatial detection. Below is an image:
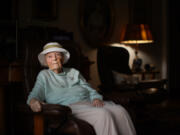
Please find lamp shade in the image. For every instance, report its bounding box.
[120,24,154,44]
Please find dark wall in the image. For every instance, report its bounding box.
[169,0,180,97]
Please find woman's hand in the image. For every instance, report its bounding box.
[29,98,45,112]
[92,99,104,107]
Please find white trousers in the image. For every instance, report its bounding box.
[69,101,136,135]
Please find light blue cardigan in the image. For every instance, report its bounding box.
[27,68,103,106]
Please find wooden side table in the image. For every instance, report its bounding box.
[142,71,160,80]
[133,70,160,80]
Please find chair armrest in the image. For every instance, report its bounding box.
[16,103,72,127]
[41,103,72,116]
[41,104,73,128]
[15,103,72,135]
[33,104,72,135]
[15,103,72,115]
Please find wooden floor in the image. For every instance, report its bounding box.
[134,97,180,135]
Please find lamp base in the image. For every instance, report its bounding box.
[132,57,142,72]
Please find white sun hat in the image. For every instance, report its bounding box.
[38,42,70,66]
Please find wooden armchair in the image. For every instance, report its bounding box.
[24,40,96,135]
[5,28,96,135]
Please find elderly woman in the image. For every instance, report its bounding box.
[27,42,136,135]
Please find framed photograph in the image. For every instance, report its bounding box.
[79,0,114,48]
[32,0,57,20]
[0,0,18,20]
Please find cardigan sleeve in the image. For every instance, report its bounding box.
[26,71,46,105]
[77,71,103,101]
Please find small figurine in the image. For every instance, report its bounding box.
[132,50,142,72]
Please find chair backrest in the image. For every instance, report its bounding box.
[21,28,47,99]
[21,27,82,99]
[97,46,132,90]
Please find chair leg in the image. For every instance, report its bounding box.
[34,114,44,135]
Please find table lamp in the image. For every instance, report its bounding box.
[120,24,154,72]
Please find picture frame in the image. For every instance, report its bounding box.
[32,0,57,20]
[0,0,18,20]
[79,0,114,48]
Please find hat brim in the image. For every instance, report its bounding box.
[38,47,70,67]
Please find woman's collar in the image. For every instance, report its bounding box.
[49,68,66,75]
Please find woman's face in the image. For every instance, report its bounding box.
[45,52,64,73]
